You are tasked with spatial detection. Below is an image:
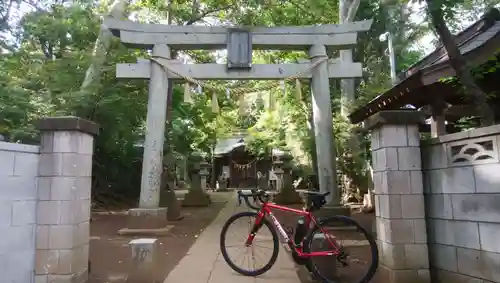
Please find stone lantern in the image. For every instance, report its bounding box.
[174,156,183,183]
[189,156,202,190]
[199,161,211,192]
[273,152,302,205]
[183,154,211,207]
[281,154,294,189]
[272,155,284,191]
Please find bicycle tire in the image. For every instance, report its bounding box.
[220,211,280,276]
[303,215,379,283]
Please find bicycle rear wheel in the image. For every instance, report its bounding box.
[220,211,279,276]
[303,215,378,283]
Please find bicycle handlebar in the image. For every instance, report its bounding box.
[237,189,269,210]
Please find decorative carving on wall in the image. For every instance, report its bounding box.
[448,137,498,165]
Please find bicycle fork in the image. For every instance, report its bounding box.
[245,211,265,246]
[246,212,300,255]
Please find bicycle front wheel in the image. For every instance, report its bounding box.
[220,211,279,276]
[303,215,378,283]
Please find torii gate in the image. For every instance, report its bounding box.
[104,18,373,213]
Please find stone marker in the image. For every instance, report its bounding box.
[127,238,158,283]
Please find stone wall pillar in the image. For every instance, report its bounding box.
[365,111,430,283]
[34,117,99,283]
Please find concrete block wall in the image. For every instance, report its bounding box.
[422,125,500,283]
[0,142,40,283]
[0,117,98,283]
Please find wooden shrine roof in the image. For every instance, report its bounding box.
[349,8,500,124]
[214,134,246,156]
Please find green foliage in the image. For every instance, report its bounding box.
[0,2,222,201]
[2,0,471,203]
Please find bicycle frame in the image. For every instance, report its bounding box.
[245,201,341,257]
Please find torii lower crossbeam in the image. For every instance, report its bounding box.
[117,60,363,80]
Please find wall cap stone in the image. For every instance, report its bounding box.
[0,141,40,153]
[36,116,99,136]
[363,110,425,131]
[422,124,500,146]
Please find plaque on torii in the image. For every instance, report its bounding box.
[226,28,252,70]
[104,17,373,210]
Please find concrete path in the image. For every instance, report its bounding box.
[163,192,301,283]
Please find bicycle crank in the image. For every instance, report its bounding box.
[291,251,309,265]
[337,251,349,267]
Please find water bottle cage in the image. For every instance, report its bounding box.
[293,219,308,247]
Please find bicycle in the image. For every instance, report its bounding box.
[219,189,378,283]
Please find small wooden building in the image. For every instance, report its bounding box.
[212,133,272,189]
[349,9,500,134]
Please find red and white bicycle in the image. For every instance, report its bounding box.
[219,189,378,283]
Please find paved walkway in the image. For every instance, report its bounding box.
[163,192,302,283]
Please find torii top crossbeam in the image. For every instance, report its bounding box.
[105,18,373,80]
[103,18,373,50]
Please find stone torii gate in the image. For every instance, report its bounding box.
[104,18,372,215]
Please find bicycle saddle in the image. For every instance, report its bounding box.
[302,191,330,197]
[303,191,330,211]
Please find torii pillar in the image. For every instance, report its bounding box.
[310,44,349,216]
[130,43,171,218]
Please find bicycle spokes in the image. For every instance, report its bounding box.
[223,214,275,273]
[308,224,375,283]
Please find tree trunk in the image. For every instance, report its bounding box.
[425,0,494,126]
[80,0,129,93]
[308,111,319,188]
[339,0,366,202]
[339,0,360,117]
[160,0,185,221]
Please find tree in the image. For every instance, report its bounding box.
[79,0,129,94]
[339,0,360,117]
[0,0,434,207]
[422,0,495,125]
